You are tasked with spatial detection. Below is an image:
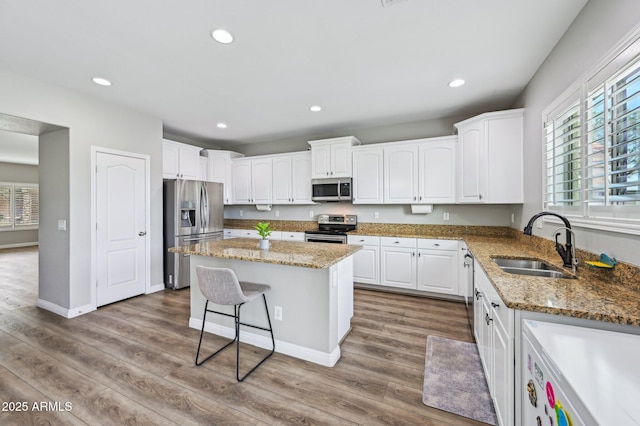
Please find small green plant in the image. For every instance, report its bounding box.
[254,222,274,240]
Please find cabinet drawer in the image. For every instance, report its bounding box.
[417,239,458,251]
[380,236,417,248]
[239,229,260,238]
[347,235,380,246]
[281,232,305,241]
[223,229,240,238]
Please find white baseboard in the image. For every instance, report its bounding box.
[36,299,95,318]
[189,317,341,367]
[0,242,38,249]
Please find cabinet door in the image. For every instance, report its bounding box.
[457,125,485,203]
[311,144,331,178]
[179,147,200,180]
[251,158,273,204]
[419,141,456,203]
[384,144,418,204]
[380,246,417,289]
[492,317,513,426]
[162,141,180,178]
[209,154,233,204]
[486,115,524,203]
[291,153,312,204]
[272,156,293,204]
[352,245,380,285]
[231,160,252,204]
[353,148,384,204]
[416,249,458,295]
[330,141,352,177]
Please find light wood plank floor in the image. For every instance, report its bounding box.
[0,247,485,425]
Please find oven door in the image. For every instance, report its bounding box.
[304,233,347,244]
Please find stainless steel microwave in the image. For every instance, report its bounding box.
[311,178,352,202]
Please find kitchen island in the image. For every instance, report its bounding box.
[170,238,360,367]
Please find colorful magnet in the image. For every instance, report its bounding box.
[546,381,556,408]
[527,379,538,407]
[555,401,572,426]
[535,362,544,387]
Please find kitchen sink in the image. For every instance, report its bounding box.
[492,257,576,279]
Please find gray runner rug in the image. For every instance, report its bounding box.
[422,335,497,425]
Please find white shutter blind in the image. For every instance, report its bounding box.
[544,101,582,215]
[0,184,12,228]
[586,56,640,219]
[14,184,39,227]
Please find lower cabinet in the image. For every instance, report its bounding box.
[416,239,459,295]
[347,235,380,285]
[380,237,417,289]
[474,260,513,426]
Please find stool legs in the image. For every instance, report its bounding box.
[195,296,275,382]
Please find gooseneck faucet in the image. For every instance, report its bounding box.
[523,212,575,269]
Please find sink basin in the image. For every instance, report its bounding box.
[492,257,576,279]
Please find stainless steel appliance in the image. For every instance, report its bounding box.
[311,178,352,202]
[163,179,224,289]
[304,214,357,244]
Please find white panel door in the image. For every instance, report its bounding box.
[291,153,312,203]
[380,246,416,289]
[384,144,418,204]
[353,148,384,204]
[272,155,292,204]
[96,152,146,306]
[419,142,456,203]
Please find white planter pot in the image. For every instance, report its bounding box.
[259,239,270,250]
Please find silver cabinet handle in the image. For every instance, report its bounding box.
[138,231,146,236]
[491,302,500,308]
[434,243,440,247]
[485,313,493,325]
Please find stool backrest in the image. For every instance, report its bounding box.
[196,266,249,305]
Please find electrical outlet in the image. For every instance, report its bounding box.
[443,212,450,221]
[239,209,243,217]
[274,306,283,321]
[275,210,280,217]
[309,210,314,218]
[374,211,379,219]
[511,213,515,224]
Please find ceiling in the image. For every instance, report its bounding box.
[0,0,588,148]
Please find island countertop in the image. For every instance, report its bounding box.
[170,238,361,269]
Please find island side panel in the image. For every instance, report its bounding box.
[190,255,336,354]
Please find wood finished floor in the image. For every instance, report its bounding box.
[0,247,485,425]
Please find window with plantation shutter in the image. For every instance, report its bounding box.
[0,182,39,231]
[542,30,640,234]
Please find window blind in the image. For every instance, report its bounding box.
[0,184,12,228]
[14,185,39,227]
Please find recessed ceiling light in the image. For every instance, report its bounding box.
[309,105,322,112]
[211,29,234,44]
[448,79,466,88]
[92,77,112,86]
[216,122,227,129]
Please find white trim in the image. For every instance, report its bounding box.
[37,298,95,318]
[148,282,166,294]
[542,215,640,235]
[90,146,151,311]
[0,242,38,249]
[189,317,342,367]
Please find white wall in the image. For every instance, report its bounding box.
[0,70,164,311]
[514,0,640,266]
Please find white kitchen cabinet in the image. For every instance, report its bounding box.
[380,237,417,289]
[352,147,384,204]
[162,139,201,180]
[198,157,208,181]
[231,158,273,204]
[235,229,281,240]
[280,231,305,241]
[473,260,514,426]
[309,136,360,179]
[272,152,313,204]
[348,235,381,285]
[416,239,459,295]
[454,109,523,204]
[203,150,244,205]
[418,138,456,204]
[384,144,418,204]
[223,229,240,239]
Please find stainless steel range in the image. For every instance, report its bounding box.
[304,214,357,244]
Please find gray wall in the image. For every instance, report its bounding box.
[0,161,39,247]
[514,0,640,266]
[38,129,70,306]
[0,69,164,311]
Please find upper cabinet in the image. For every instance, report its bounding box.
[202,150,244,205]
[162,139,202,180]
[352,146,384,204]
[454,109,523,204]
[232,157,273,204]
[272,152,313,204]
[309,136,360,178]
[382,137,456,204]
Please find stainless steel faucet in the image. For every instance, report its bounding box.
[523,211,575,269]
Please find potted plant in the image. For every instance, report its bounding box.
[255,222,274,249]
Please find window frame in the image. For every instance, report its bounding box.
[541,26,640,236]
[0,182,39,231]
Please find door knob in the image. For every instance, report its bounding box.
[138,231,146,236]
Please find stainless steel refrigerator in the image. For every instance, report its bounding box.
[163,180,223,289]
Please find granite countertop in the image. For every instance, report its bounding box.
[169,238,361,269]
[464,235,640,327]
